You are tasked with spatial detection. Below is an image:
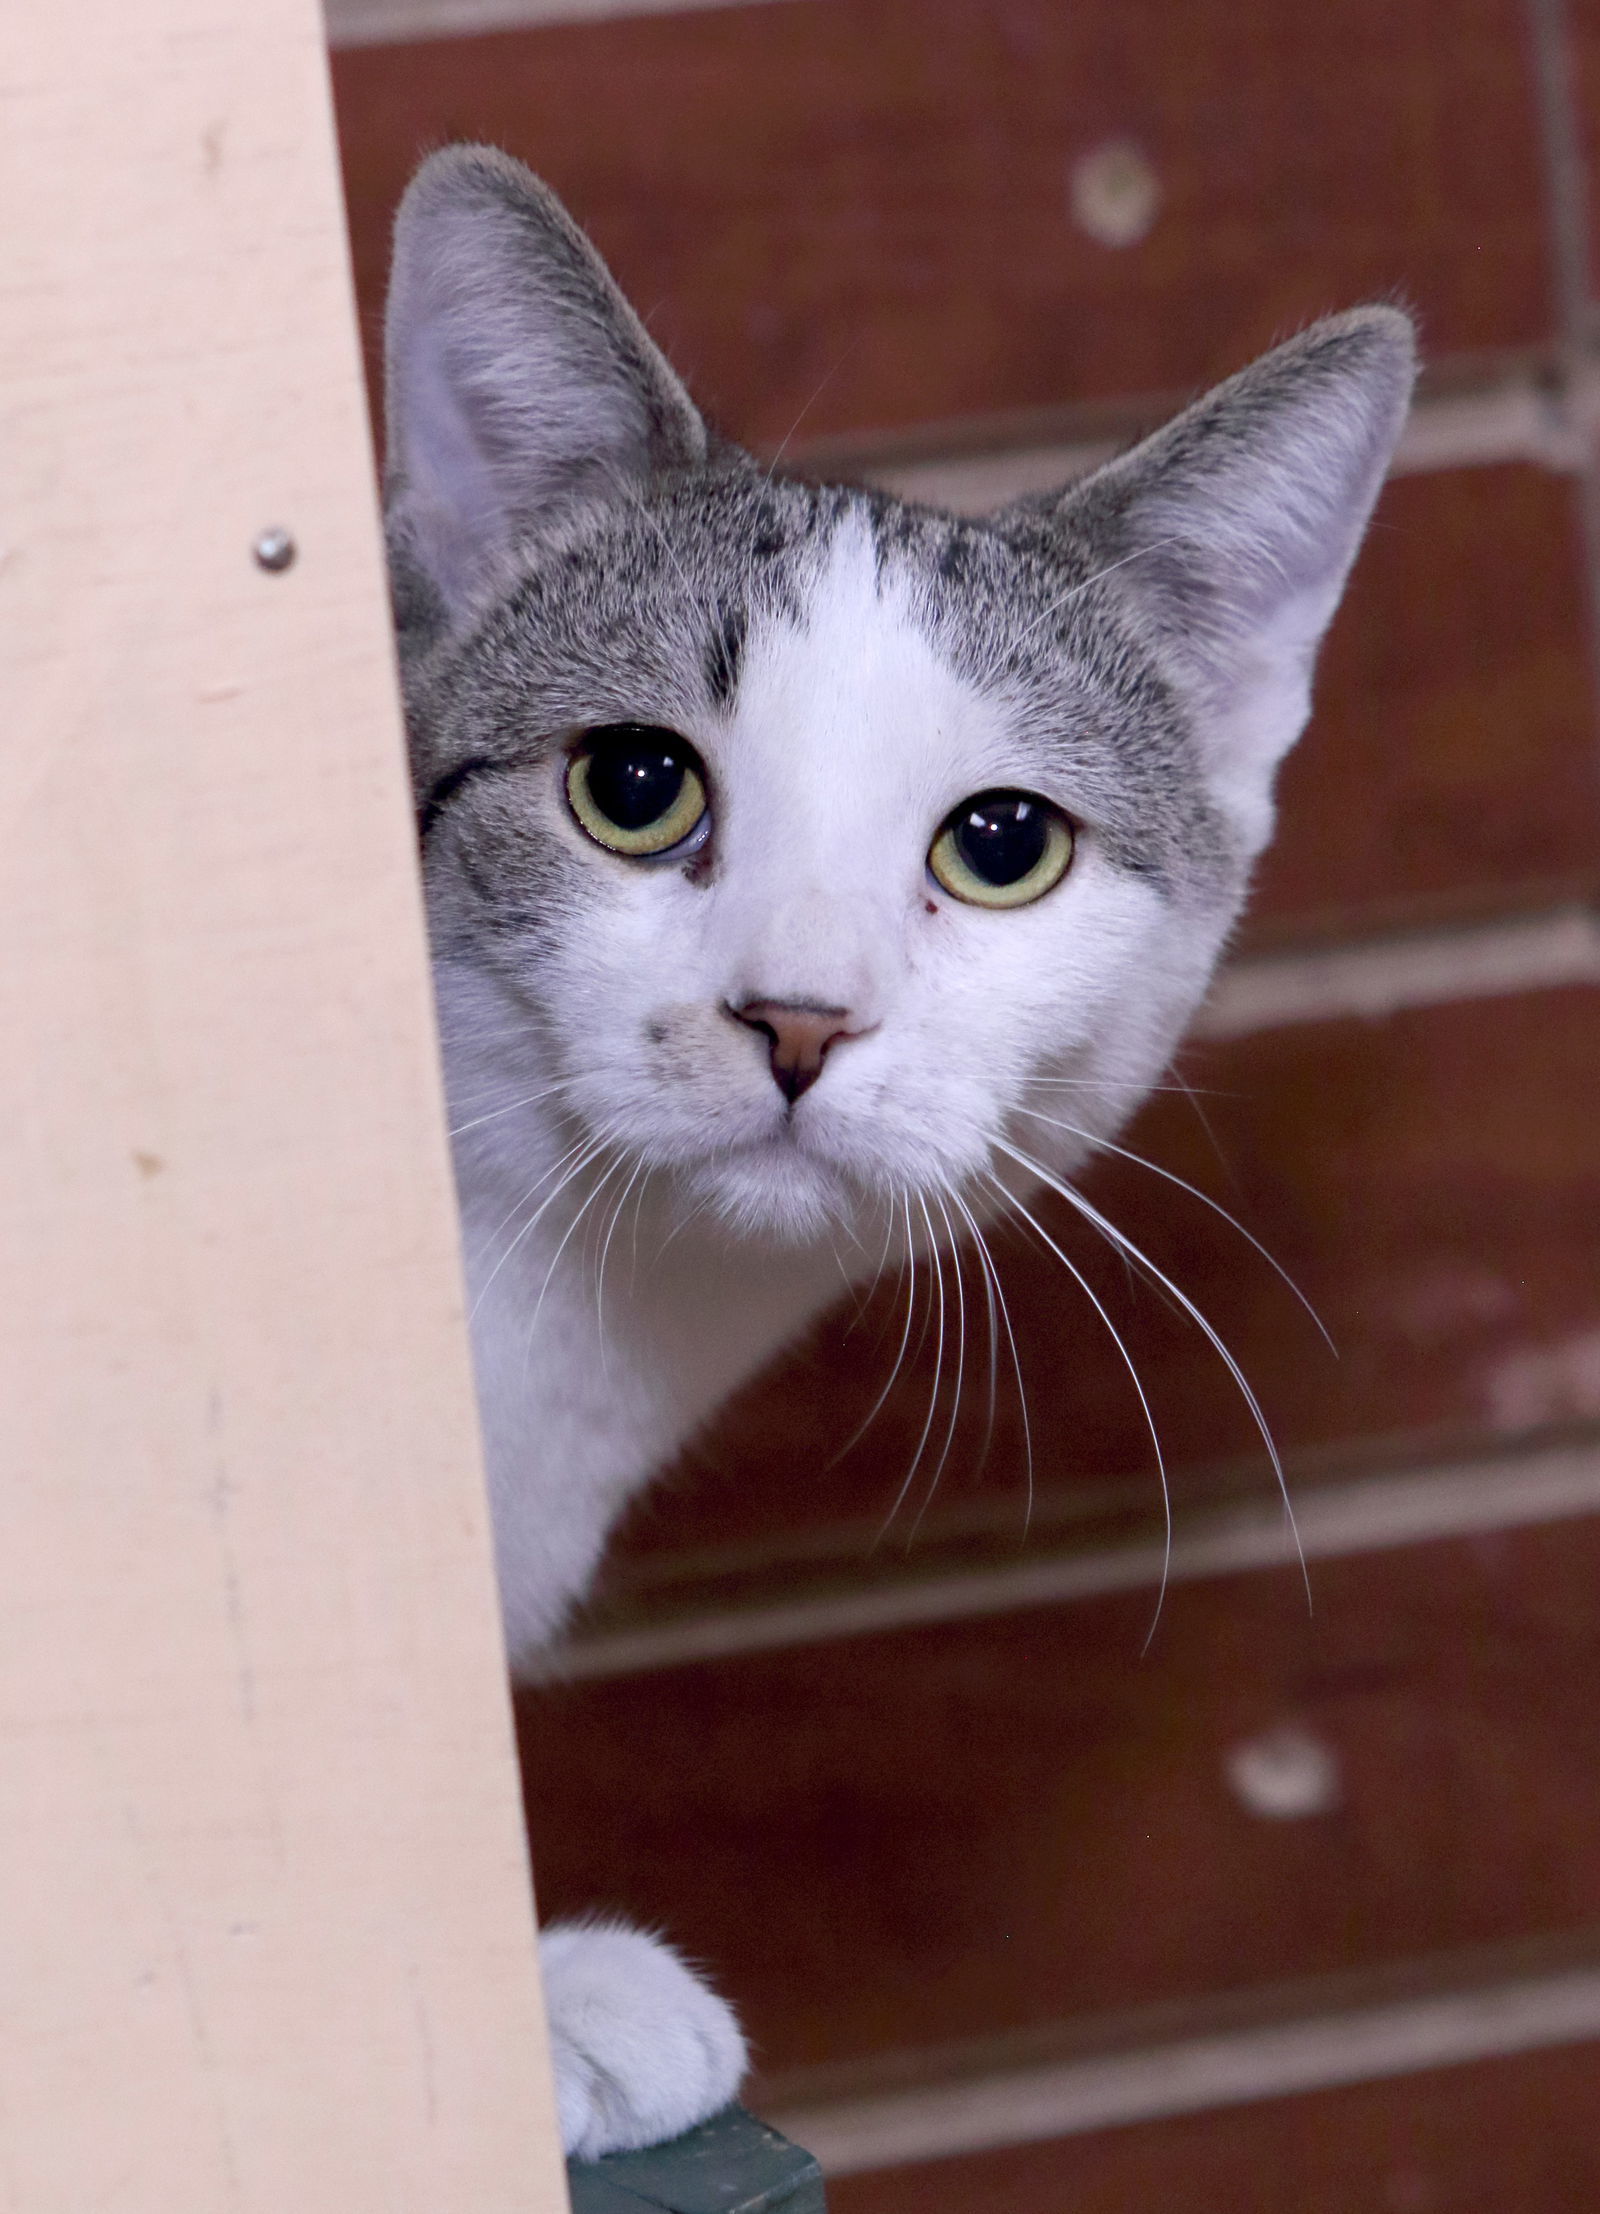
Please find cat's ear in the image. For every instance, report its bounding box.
[383,145,707,629]
[1046,309,1415,842]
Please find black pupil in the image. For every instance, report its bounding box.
[954,795,1048,885]
[585,727,687,830]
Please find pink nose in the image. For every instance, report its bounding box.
[730,998,858,1104]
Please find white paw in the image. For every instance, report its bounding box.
[539,1918,748,2161]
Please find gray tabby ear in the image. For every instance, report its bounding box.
[383,145,707,630]
[1052,309,1416,841]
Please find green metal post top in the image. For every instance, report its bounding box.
[567,2105,826,2213]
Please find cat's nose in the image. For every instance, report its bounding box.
[728,998,861,1105]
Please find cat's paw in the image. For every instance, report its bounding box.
[539,1918,748,2161]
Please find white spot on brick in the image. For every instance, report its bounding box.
[1389,1264,1518,1345]
[1484,1325,1600,1431]
[1069,140,1161,250]
[1224,1724,1341,1820]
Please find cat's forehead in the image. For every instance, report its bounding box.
[722,512,1015,814]
[499,467,1125,762]
[690,480,1229,890]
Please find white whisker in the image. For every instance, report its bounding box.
[986,1169,1173,1646]
[1170,1066,1235,1175]
[468,1130,601,1315]
[448,1076,576,1138]
[863,1199,901,1307]
[946,1184,997,1470]
[986,1206,1035,1533]
[1010,535,1184,656]
[594,1154,648,1381]
[1015,1104,1334,1352]
[1028,1076,1235,1099]
[650,1184,718,1259]
[832,1232,875,1323]
[994,1135,1310,1610]
[762,360,842,486]
[602,460,711,621]
[877,1192,948,1546]
[627,1161,652,1293]
[828,1190,917,1472]
[908,1189,968,1541]
[947,1182,1029,1518]
[524,1150,630,1373]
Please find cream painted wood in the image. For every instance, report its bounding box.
[0,1,566,2206]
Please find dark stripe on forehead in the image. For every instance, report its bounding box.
[704,602,747,709]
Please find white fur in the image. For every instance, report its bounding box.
[539,1920,748,2161]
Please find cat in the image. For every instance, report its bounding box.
[381,143,1414,2160]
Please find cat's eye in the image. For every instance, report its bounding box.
[928,789,1075,909]
[565,724,710,859]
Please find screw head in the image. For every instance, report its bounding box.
[252,527,296,574]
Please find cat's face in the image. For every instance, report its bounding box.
[386,149,1413,1245]
[414,481,1229,1242]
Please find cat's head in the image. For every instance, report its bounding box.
[384,147,1413,1243]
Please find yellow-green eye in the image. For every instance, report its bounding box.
[928,789,1075,909]
[565,724,710,858]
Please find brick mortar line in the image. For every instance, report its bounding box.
[559,1434,1600,1678]
[771,1953,1600,2174]
[326,0,790,46]
[1526,0,1600,793]
[1197,903,1600,1038]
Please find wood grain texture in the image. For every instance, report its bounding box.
[517,1519,1600,2082]
[823,2043,1600,2212]
[330,0,1553,449]
[0,0,564,2204]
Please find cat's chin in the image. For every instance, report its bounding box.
[681,1147,866,1246]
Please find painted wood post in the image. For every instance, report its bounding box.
[0,1,569,2205]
